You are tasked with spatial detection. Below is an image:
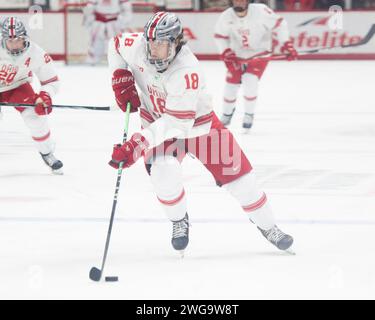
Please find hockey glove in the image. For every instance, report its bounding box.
[34,91,52,116]
[280,41,298,61]
[222,48,241,74]
[112,69,141,113]
[109,133,149,169]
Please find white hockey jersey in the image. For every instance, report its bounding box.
[84,0,132,23]
[214,3,290,59]
[108,33,214,149]
[0,41,59,96]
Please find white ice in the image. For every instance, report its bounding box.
[1,60,375,299]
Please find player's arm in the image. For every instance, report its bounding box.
[108,35,140,113]
[33,49,60,116]
[109,68,200,169]
[214,13,241,73]
[83,0,96,28]
[117,0,133,30]
[260,4,297,60]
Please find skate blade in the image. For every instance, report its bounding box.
[51,168,64,175]
[242,128,252,134]
[177,250,185,259]
[284,248,296,255]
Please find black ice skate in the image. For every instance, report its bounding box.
[242,113,254,130]
[40,152,64,175]
[171,213,190,257]
[258,225,294,252]
[220,109,235,127]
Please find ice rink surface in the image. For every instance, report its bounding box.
[1,60,375,299]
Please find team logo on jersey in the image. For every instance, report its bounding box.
[0,64,18,85]
[147,84,166,100]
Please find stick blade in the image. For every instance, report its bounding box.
[89,267,102,281]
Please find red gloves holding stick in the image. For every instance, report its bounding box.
[280,41,298,61]
[109,133,149,169]
[112,69,141,113]
[34,91,52,115]
[222,48,242,74]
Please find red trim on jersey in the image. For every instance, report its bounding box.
[40,76,58,86]
[157,189,185,206]
[140,108,154,123]
[242,193,267,212]
[224,98,236,103]
[165,108,196,119]
[114,36,120,55]
[148,12,167,40]
[244,96,257,101]
[193,111,213,127]
[32,131,51,142]
[214,33,229,40]
[272,17,284,30]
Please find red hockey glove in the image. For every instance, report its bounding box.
[112,69,141,113]
[222,48,241,74]
[34,91,52,116]
[109,133,149,169]
[280,41,298,61]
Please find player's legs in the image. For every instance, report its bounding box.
[87,21,106,65]
[241,73,258,129]
[149,155,187,222]
[224,172,275,230]
[242,60,268,129]
[3,83,63,172]
[4,83,54,154]
[21,108,54,155]
[189,114,293,250]
[148,154,189,252]
[221,69,242,126]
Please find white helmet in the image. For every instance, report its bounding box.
[1,17,30,56]
[144,12,184,72]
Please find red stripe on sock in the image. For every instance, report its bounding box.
[32,131,50,142]
[242,193,267,212]
[158,189,185,206]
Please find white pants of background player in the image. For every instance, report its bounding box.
[87,20,122,64]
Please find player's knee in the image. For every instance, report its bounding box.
[242,73,259,95]
[224,172,263,206]
[21,109,49,133]
[224,83,241,99]
[150,156,183,195]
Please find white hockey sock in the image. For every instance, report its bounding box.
[150,156,187,222]
[224,172,276,230]
[21,108,54,155]
[242,73,259,115]
[222,83,241,115]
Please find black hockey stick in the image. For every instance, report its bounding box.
[89,102,131,282]
[240,23,375,63]
[0,102,110,111]
[300,23,375,54]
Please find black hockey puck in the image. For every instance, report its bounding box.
[105,276,119,282]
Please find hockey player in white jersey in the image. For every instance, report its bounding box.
[83,0,133,65]
[108,12,293,254]
[214,0,297,129]
[0,17,63,174]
